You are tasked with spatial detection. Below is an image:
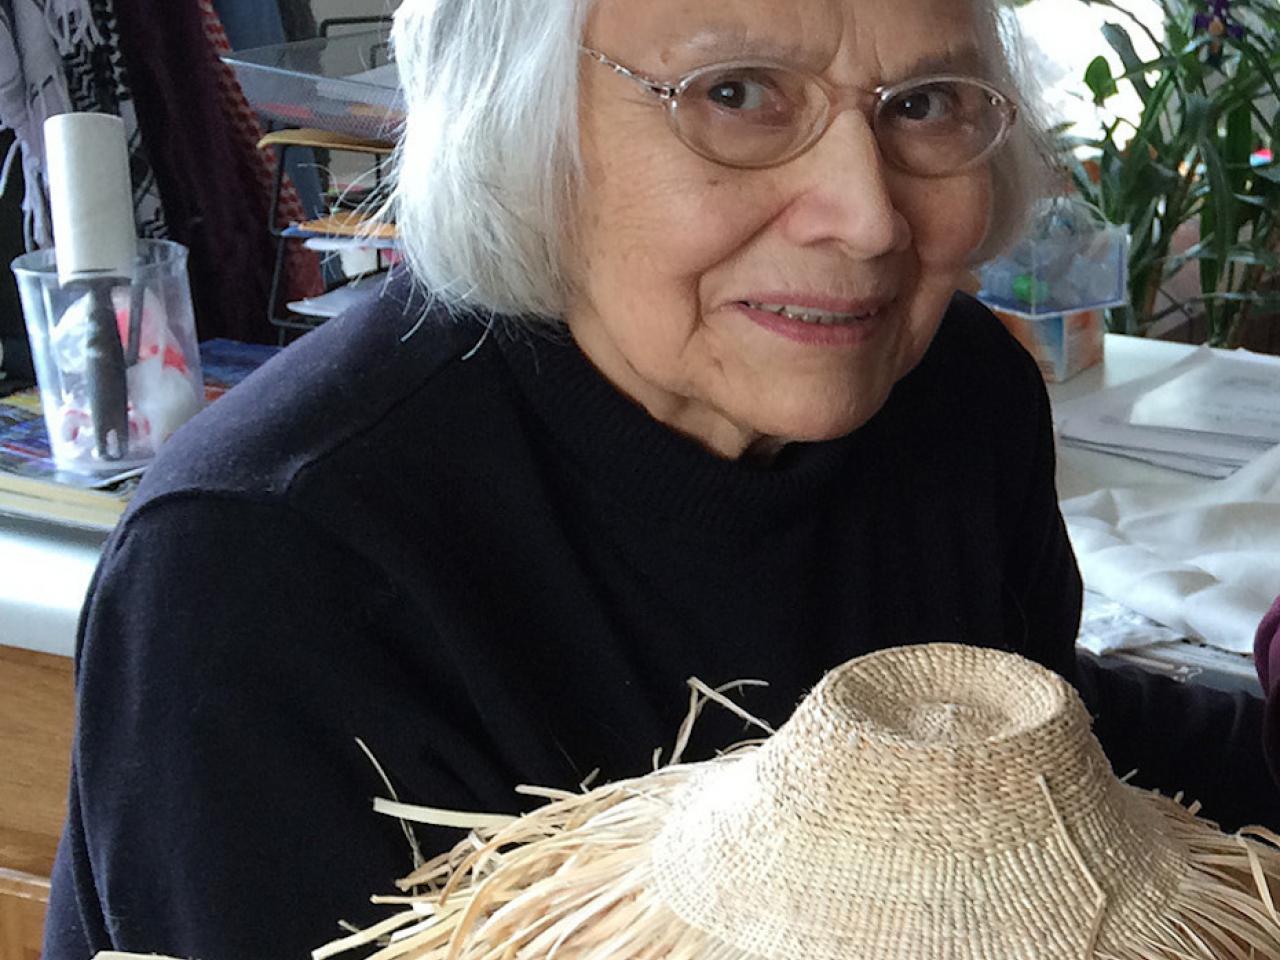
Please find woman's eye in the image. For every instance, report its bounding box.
[887,84,959,124]
[708,78,767,111]
[698,71,788,116]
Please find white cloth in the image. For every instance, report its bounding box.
[1076,589,1184,656]
[1062,442,1280,654]
[0,0,74,248]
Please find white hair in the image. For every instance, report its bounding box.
[389,0,1054,320]
[974,3,1058,259]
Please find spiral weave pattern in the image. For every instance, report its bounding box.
[652,644,1192,959]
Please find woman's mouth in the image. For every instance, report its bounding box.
[734,297,893,345]
[741,300,882,326]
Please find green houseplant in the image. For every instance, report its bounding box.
[1061,0,1280,346]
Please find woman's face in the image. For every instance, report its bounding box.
[567,0,995,459]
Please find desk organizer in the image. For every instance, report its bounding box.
[224,28,405,141]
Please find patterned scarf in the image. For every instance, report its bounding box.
[0,0,166,248]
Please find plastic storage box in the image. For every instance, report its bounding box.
[978,199,1129,382]
[223,28,404,141]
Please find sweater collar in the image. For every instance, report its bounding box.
[494,323,861,533]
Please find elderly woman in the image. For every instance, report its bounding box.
[40,0,1276,958]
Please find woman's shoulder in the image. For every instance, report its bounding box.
[929,291,1042,384]
[131,279,509,514]
[893,291,1047,424]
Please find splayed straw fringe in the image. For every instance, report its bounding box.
[314,749,1280,960]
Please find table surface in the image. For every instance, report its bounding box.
[0,334,1266,693]
[1046,335,1263,695]
[1047,335,1203,500]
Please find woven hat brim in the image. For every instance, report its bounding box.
[317,642,1280,960]
[311,751,1280,960]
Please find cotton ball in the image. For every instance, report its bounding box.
[49,290,95,373]
[126,355,203,449]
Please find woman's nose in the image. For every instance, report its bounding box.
[777,111,911,259]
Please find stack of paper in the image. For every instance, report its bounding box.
[1055,346,1280,478]
[282,211,398,252]
[287,273,386,319]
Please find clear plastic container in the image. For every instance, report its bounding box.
[11,239,205,477]
[978,198,1130,317]
[223,28,404,141]
[977,199,1129,382]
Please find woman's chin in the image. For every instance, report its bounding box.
[729,393,889,452]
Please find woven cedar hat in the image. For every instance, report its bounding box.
[320,643,1280,960]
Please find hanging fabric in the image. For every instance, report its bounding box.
[0,0,167,250]
[274,0,316,43]
[41,0,100,51]
[108,0,321,341]
[59,0,166,239]
[198,0,322,307]
[212,0,326,226]
[208,0,285,50]
[0,0,77,249]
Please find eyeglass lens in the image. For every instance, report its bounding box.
[671,65,1009,174]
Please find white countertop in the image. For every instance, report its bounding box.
[1047,335,1202,499]
[0,511,107,657]
[1048,334,1264,694]
[0,334,1264,684]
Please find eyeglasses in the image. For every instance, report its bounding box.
[581,47,1018,177]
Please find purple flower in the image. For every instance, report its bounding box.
[1193,0,1246,40]
[1193,0,1246,65]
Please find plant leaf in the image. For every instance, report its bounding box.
[1225,103,1253,196]
[1184,93,1213,140]
[1234,39,1280,105]
[1190,247,1280,270]
[1101,21,1152,101]
[1235,193,1271,209]
[1228,248,1280,269]
[1085,55,1118,104]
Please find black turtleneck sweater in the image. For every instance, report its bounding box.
[43,282,1274,960]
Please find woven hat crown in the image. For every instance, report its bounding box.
[651,643,1188,960]
[308,643,1280,960]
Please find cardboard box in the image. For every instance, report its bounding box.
[993,307,1105,383]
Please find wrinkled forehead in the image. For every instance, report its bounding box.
[585,0,989,83]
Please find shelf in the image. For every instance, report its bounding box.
[257,127,393,156]
[225,28,403,141]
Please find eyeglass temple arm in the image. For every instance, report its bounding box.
[580,47,678,102]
